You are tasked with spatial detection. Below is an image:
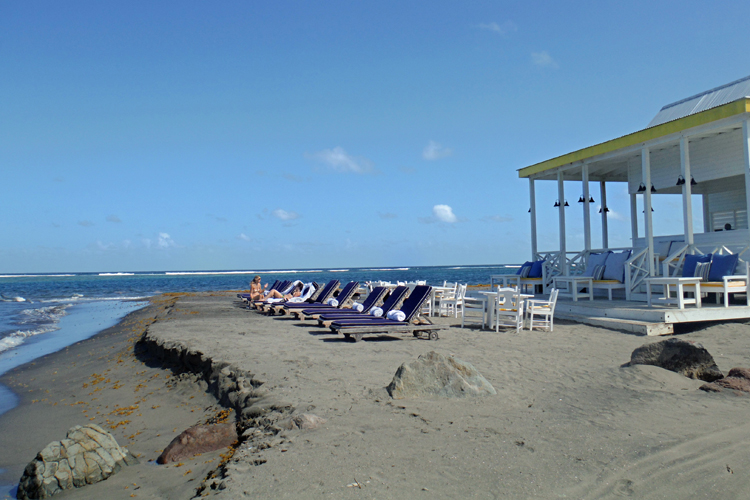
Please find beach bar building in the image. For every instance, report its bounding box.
[519,75,750,334]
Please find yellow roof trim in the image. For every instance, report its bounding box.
[518,98,750,179]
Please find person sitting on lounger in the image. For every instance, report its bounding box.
[264,282,304,300]
[249,275,268,300]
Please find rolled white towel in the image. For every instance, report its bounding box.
[266,298,283,303]
[287,297,304,303]
[387,310,406,322]
[351,302,364,313]
[370,307,383,317]
[326,298,339,307]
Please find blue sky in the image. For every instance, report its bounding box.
[3,1,750,272]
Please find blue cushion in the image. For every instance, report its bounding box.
[682,253,711,277]
[582,252,611,277]
[516,261,533,275]
[528,260,545,278]
[602,250,631,282]
[708,254,739,282]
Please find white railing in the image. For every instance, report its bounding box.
[537,247,648,300]
[663,244,750,277]
[624,247,649,300]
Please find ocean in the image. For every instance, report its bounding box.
[0,264,517,416]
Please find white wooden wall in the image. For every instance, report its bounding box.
[627,129,745,193]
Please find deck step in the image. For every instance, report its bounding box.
[556,312,673,336]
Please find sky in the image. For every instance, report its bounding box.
[3,1,750,273]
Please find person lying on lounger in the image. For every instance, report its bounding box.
[249,275,268,300]
[264,282,304,300]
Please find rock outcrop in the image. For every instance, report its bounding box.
[627,338,723,382]
[17,424,138,499]
[700,367,750,393]
[157,423,238,464]
[387,351,496,399]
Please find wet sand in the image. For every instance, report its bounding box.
[3,292,750,499]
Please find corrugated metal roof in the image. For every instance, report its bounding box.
[648,74,750,127]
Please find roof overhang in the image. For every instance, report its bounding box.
[518,98,750,179]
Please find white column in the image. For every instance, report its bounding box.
[642,147,655,276]
[582,164,591,251]
[600,181,609,249]
[558,170,567,274]
[743,120,750,244]
[630,193,638,243]
[529,178,538,260]
[680,136,694,246]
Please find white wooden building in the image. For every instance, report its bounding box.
[518,75,750,334]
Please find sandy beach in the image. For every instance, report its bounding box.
[3,291,750,499]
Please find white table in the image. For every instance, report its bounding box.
[645,277,702,309]
[553,276,594,301]
[479,290,534,329]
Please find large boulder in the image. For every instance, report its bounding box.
[157,423,237,464]
[387,351,496,399]
[17,424,138,499]
[628,338,723,382]
[700,367,750,393]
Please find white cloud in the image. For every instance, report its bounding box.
[433,205,457,223]
[78,220,94,227]
[272,209,300,221]
[307,146,373,174]
[106,215,122,223]
[157,232,175,249]
[531,51,558,68]
[423,141,453,161]
[237,233,251,241]
[478,21,517,36]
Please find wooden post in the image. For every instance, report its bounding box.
[529,178,538,260]
[630,193,638,243]
[642,147,655,276]
[558,170,567,274]
[582,164,591,251]
[743,120,750,245]
[680,136,694,247]
[600,181,609,249]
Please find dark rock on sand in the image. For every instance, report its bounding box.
[277,413,327,431]
[628,338,723,382]
[700,367,750,393]
[157,423,238,464]
[17,424,138,499]
[387,351,496,399]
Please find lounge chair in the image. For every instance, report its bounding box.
[317,286,408,327]
[237,279,282,303]
[254,280,304,312]
[330,285,444,342]
[266,280,340,315]
[290,281,360,319]
[250,280,293,309]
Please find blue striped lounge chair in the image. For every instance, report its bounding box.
[238,280,281,303]
[330,285,444,342]
[290,282,361,319]
[267,280,340,315]
[317,286,406,327]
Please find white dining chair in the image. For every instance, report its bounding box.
[526,288,559,332]
[495,289,524,333]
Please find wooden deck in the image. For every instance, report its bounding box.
[553,295,750,336]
